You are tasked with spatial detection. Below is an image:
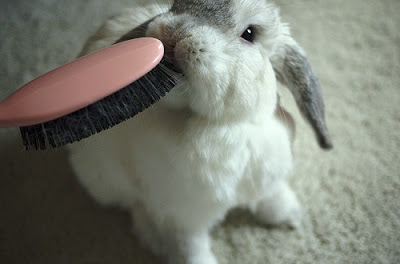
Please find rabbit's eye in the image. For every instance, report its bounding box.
[241,26,255,43]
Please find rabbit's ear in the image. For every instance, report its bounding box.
[271,40,333,149]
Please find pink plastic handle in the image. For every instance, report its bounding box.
[0,37,164,128]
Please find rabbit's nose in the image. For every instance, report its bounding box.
[158,23,197,73]
[159,37,183,74]
[163,42,175,61]
[158,37,184,74]
[160,17,196,43]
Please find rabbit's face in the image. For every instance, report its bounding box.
[146,0,281,121]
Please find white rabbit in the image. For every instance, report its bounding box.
[69,0,332,263]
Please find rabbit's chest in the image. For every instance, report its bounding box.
[142,118,291,204]
[125,109,292,207]
[230,119,293,203]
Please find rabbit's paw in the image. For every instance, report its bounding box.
[131,205,166,256]
[167,231,218,264]
[253,181,302,229]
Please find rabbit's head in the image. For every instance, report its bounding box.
[119,0,332,149]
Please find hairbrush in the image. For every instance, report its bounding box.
[0,37,177,150]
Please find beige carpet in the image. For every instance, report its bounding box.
[1,0,399,263]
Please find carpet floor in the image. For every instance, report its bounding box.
[1,0,399,263]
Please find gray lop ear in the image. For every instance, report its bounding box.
[272,42,333,149]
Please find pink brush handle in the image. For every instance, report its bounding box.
[0,37,164,128]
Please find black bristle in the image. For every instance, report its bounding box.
[20,64,177,150]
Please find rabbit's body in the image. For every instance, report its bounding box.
[70,97,295,262]
[70,1,331,263]
[70,95,292,219]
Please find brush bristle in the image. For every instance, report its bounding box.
[20,64,177,150]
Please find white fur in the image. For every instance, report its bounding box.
[69,1,302,263]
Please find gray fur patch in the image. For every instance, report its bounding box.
[171,0,234,30]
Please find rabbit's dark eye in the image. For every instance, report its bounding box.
[241,26,255,43]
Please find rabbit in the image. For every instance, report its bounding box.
[69,0,332,263]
